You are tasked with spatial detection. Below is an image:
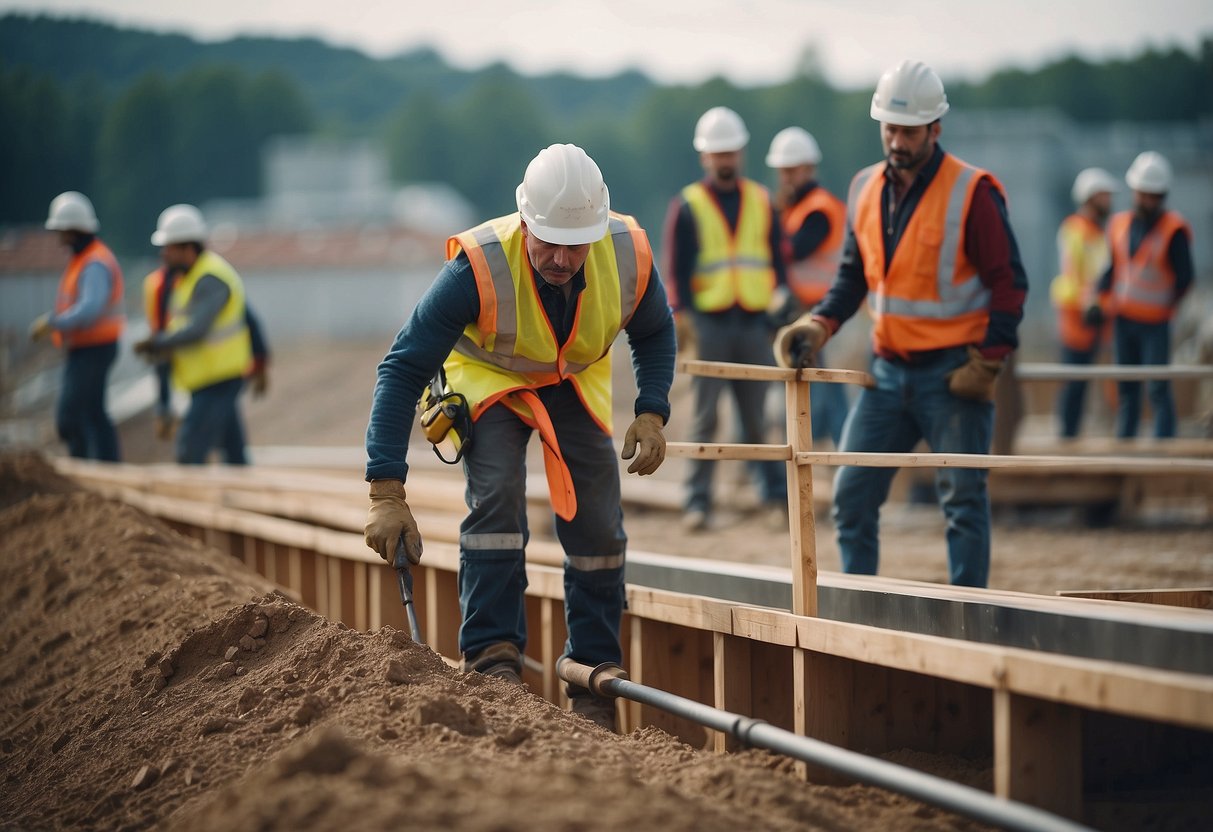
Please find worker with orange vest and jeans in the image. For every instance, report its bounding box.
[1051,168,1118,438]
[775,61,1027,588]
[1090,151,1194,439]
[664,106,788,533]
[363,144,675,732]
[766,126,849,446]
[29,191,125,462]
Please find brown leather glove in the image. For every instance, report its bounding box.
[29,313,52,343]
[774,314,829,368]
[248,364,269,398]
[621,412,666,475]
[154,412,178,441]
[364,479,423,565]
[946,346,1004,402]
[673,311,696,358]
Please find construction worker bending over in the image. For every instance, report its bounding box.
[1090,152,1194,439]
[144,263,271,442]
[775,61,1028,588]
[766,126,850,447]
[664,106,788,533]
[364,144,674,732]
[30,191,125,462]
[1051,168,1118,438]
[134,204,253,465]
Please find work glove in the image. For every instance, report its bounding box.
[673,311,696,359]
[621,412,666,475]
[774,314,829,369]
[946,346,1004,402]
[29,313,52,343]
[154,411,178,441]
[1082,304,1104,329]
[247,361,269,398]
[133,337,168,362]
[364,479,423,565]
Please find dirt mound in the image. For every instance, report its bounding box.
[0,456,984,831]
[0,449,78,510]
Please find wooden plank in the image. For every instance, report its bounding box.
[799,649,854,784]
[798,450,1213,474]
[994,689,1083,819]
[666,441,792,462]
[299,549,318,610]
[286,547,302,599]
[1057,588,1213,610]
[785,376,818,617]
[679,359,873,386]
[713,633,752,752]
[368,566,382,630]
[353,562,368,631]
[634,619,711,749]
[263,540,277,583]
[1016,363,1213,382]
[627,587,734,633]
[750,641,795,733]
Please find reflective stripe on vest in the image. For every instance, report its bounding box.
[850,155,998,355]
[782,185,845,305]
[53,239,125,349]
[168,250,252,392]
[1108,210,1190,324]
[682,179,776,312]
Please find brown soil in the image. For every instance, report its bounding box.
[0,452,991,831]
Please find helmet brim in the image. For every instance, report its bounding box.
[525,217,610,246]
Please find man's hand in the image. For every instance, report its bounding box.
[1082,304,1104,329]
[946,346,1003,402]
[621,412,666,475]
[133,337,167,361]
[364,479,423,565]
[673,311,696,358]
[248,362,269,398]
[154,412,178,441]
[29,314,52,343]
[774,314,829,368]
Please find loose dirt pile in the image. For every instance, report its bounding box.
[0,454,987,831]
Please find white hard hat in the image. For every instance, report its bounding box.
[870,60,949,126]
[1071,168,1119,205]
[151,204,209,246]
[1125,151,1172,194]
[693,106,749,153]
[45,191,99,233]
[765,127,822,168]
[515,143,610,246]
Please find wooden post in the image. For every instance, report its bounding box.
[713,632,752,752]
[994,689,1083,819]
[786,373,818,617]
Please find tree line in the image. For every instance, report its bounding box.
[2,14,1210,256]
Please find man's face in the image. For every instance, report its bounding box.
[700,150,743,189]
[160,242,196,272]
[1087,191,1114,222]
[1132,190,1165,221]
[881,122,939,174]
[521,222,591,286]
[775,164,816,205]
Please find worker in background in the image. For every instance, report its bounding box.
[765,126,849,447]
[363,144,674,733]
[133,204,253,464]
[664,106,788,533]
[29,191,125,462]
[1051,168,1119,439]
[143,264,271,441]
[1090,151,1194,439]
[774,60,1028,588]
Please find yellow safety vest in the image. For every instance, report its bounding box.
[1050,214,1108,310]
[682,179,776,312]
[443,212,652,519]
[168,250,252,392]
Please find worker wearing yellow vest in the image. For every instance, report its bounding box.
[774,61,1028,588]
[663,106,788,533]
[363,144,675,732]
[133,204,253,464]
[29,191,125,461]
[1090,151,1194,439]
[765,126,849,447]
[1050,167,1118,438]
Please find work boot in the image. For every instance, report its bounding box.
[461,642,523,686]
[682,509,709,533]
[569,694,618,732]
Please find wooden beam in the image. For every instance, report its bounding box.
[713,632,752,752]
[785,375,818,618]
[679,359,873,386]
[666,441,792,461]
[994,689,1083,819]
[1057,588,1213,610]
[797,451,1213,474]
[1016,363,1213,382]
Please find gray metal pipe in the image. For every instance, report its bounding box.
[558,660,1092,832]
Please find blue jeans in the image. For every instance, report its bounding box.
[1113,317,1175,438]
[57,342,121,461]
[686,311,787,513]
[1057,344,1097,439]
[176,377,248,465]
[457,381,626,667]
[810,354,849,447]
[833,349,994,587]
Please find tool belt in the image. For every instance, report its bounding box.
[418,368,473,464]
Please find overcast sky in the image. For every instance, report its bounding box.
[4,0,1211,88]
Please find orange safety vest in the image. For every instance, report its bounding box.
[52,239,124,349]
[444,212,653,520]
[143,267,171,333]
[849,154,1002,357]
[1107,210,1191,324]
[781,185,845,306]
[1051,214,1109,351]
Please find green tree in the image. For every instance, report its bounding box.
[383,90,452,183]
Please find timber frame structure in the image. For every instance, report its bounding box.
[55,360,1213,826]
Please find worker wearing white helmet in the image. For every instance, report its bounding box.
[774,60,1028,589]
[1050,168,1118,438]
[29,191,126,461]
[133,204,254,465]
[664,106,788,534]
[765,126,849,447]
[1090,151,1194,438]
[364,143,674,732]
